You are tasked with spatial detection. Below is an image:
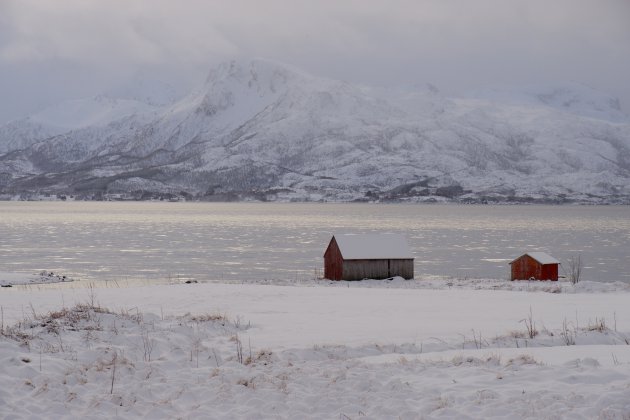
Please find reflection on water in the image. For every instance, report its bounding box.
[0,202,629,283]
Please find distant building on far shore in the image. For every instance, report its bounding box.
[324,234,414,280]
[509,252,560,281]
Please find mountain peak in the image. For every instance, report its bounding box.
[204,58,312,92]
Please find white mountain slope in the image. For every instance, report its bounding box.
[0,59,629,203]
[0,96,159,154]
[469,82,629,123]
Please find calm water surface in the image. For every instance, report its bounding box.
[0,202,629,283]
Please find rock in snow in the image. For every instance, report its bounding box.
[1,59,629,203]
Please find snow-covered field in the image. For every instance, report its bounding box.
[1,278,629,418]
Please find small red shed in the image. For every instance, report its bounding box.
[509,252,560,281]
[324,234,414,280]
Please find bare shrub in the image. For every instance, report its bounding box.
[190,312,228,323]
[508,330,527,339]
[87,282,97,307]
[2,318,35,348]
[233,316,242,329]
[179,312,231,327]
[190,336,202,367]
[243,347,273,366]
[587,317,607,332]
[520,307,538,339]
[567,255,583,285]
[471,329,484,349]
[561,318,576,345]
[110,351,118,394]
[506,354,539,366]
[234,333,243,364]
[434,395,450,410]
[237,378,256,389]
[120,307,143,324]
[141,330,155,362]
[612,353,620,366]
[38,304,108,333]
[252,349,273,365]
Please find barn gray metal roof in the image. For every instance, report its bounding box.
[333,234,414,260]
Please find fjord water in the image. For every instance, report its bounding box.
[0,202,628,283]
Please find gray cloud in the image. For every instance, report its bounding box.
[1,0,629,122]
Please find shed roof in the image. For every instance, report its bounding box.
[332,234,414,260]
[510,252,560,265]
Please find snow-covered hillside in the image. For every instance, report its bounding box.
[0,96,159,154]
[1,59,629,203]
[468,82,628,123]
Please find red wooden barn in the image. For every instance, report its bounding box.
[324,234,414,280]
[509,252,560,281]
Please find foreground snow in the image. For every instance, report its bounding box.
[1,281,629,418]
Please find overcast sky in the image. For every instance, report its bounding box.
[1,0,629,123]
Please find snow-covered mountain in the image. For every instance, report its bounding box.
[468,82,628,123]
[1,59,629,203]
[0,96,159,154]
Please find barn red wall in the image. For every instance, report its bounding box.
[540,264,558,281]
[511,255,535,280]
[511,255,558,281]
[324,238,343,280]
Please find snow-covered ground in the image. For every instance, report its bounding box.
[1,279,629,418]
